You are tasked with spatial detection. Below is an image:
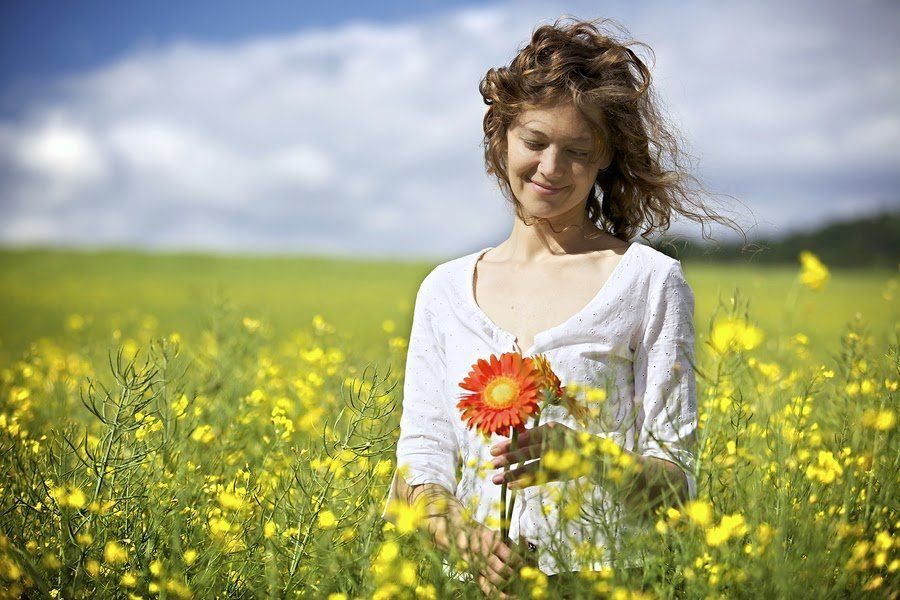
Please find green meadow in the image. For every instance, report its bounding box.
[0,247,896,598]
[0,248,896,367]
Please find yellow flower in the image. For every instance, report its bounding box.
[104,541,128,565]
[120,571,138,587]
[805,450,843,484]
[67,486,87,509]
[861,409,895,431]
[543,448,580,473]
[66,314,86,332]
[374,459,393,477]
[798,251,830,291]
[217,489,246,511]
[264,520,277,539]
[85,559,100,577]
[149,559,163,576]
[190,424,215,444]
[242,317,261,332]
[705,513,748,547]
[684,500,713,527]
[318,510,337,529]
[710,317,763,354]
[399,560,417,586]
[183,549,198,566]
[385,496,427,535]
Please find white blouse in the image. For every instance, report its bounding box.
[383,241,698,577]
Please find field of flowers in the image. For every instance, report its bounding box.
[0,249,896,598]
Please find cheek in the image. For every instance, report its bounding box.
[509,149,537,176]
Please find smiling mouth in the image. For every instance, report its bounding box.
[530,180,565,191]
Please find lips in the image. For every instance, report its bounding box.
[529,180,566,195]
[530,180,563,191]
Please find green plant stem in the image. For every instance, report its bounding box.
[505,405,545,543]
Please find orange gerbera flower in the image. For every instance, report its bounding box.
[457,352,541,437]
[532,354,564,400]
[533,353,591,428]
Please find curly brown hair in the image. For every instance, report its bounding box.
[479,16,747,246]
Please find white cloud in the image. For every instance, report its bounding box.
[0,0,897,256]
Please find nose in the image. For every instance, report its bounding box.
[537,147,565,181]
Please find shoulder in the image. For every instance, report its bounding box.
[413,247,483,305]
[628,242,684,284]
[628,243,694,309]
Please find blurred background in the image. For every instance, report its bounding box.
[1,0,897,260]
[0,0,897,363]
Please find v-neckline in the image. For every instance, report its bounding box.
[467,242,636,356]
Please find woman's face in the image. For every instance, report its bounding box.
[505,101,611,221]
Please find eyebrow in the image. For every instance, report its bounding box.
[521,126,593,143]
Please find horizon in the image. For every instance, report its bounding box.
[1,0,898,258]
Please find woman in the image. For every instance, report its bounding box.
[383,16,744,598]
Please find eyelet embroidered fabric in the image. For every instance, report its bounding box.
[383,241,698,577]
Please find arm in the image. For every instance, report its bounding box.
[382,269,465,538]
[627,259,698,514]
[595,446,691,515]
[386,475,474,555]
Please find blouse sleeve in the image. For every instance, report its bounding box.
[383,271,459,518]
[633,260,699,501]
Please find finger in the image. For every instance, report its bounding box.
[481,561,509,590]
[486,552,515,581]
[478,574,492,597]
[479,574,514,600]
[490,425,549,456]
[494,460,552,488]
[491,459,537,485]
[494,544,525,573]
[486,537,525,576]
[490,443,542,468]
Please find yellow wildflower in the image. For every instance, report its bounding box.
[805,450,843,484]
[67,486,87,509]
[706,513,748,547]
[798,251,830,291]
[861,409,895,431]
[684,500,713,527]
[710,317,763,354]
[149,559,163,576]
[103,541,128,565]
[217,489,246,511]
[318,510,337,529]
[384,496,427,535]
[264,520,277,539]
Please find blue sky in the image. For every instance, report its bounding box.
[1,0,898,258]
[0,1,488,116]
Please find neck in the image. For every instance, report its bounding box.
[501,202,609,263]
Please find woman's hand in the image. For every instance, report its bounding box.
[461,524,531,599]
[489,421,585,489]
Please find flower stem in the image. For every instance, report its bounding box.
[503,428,519,541]
[500,427,511,542]
[506,408,543,542]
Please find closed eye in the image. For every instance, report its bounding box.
[524,141,589,158]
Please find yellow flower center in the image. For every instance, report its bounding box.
[484,377,519,409]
